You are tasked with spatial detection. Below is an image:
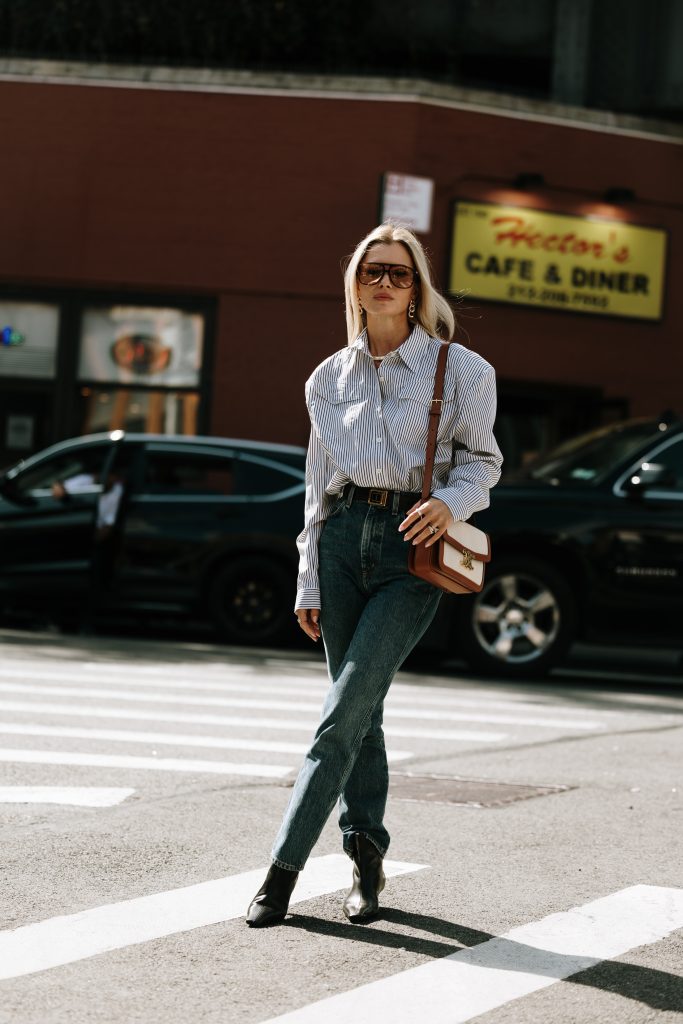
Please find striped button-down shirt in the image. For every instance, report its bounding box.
[295,325,502,609]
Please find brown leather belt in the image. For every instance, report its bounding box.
[344,484,421,513]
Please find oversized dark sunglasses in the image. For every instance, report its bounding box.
[357,262,418,288]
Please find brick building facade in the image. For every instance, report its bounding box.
[0,62,681,470]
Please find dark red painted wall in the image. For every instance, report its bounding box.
[1,77,681,445]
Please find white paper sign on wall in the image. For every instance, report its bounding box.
[380,173,435,233]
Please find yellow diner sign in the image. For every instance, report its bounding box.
[449,201,666,320]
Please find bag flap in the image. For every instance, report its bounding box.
[443,521,491,561]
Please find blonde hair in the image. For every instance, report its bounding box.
[343,222,455,345]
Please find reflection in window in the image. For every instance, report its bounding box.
[237,455,303,495]
[644,441,683,492]
[79,387,199,436]
[527,421,666,487]
[144,453,234,496]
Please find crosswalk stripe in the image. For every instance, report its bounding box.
[261,884,683,1024]
[5,660,676,718]
[0,665,579,715]
[8,659,655,715]
[0,681,600,729]
[0,700,508,742]
[0,722,414,763]
[0,748,293,778]
[0,786,135,806]
[8,661,674,721]
[0,854,427,980]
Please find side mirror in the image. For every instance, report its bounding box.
[624,462,672,494]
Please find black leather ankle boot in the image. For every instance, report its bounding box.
[342,833,386,922]
[246,864,299,927]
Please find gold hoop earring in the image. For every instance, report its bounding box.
[358,301,365,320]
[408,298,416,318]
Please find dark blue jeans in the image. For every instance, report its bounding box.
[271,495,441,871]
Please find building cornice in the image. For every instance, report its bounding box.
[1,57,681,145]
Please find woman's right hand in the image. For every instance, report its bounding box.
[295,608,321,642]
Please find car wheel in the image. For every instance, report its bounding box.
[208,556,293,646]
[457,556,577,678]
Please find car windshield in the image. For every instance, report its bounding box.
[521,419,667,486]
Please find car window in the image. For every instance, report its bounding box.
[524,420,668,486]
[143,452,235,496]
[642,439,683,493]
[11,447,108,498]
[235,455,303,495]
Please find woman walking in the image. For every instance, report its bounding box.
[246,223,502,927]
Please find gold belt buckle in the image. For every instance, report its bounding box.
[368,488,388,507]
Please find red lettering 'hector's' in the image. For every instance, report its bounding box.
[491,216,630,264]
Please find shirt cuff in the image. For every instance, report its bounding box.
[430,487,470,523]
[295,587,321,611]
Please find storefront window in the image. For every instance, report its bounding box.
[0,301,59,379]
[77,305,204,437]
[78,386,199,435]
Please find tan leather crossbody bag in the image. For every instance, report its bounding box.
[408,342,491,594]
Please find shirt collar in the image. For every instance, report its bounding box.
[352,325,434,374]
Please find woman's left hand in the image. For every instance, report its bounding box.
[398,496,454,547]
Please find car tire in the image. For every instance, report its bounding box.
[208,556,293,646]
[456,556,577,678]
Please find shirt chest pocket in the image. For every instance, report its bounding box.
[309,384,368,449]
[396,377,458,446]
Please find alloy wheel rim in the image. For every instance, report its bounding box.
[227,577,277,632]
[472,571,560,664]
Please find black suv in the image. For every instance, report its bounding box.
[447,417,683,676]
[0,432,306,643]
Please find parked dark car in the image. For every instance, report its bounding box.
[3,421,682,675]
[0,432,306,644]
[447,416,683,676]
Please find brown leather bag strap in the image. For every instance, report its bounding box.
[420,341,450,502]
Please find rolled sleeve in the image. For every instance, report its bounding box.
[432,366,503,522]
[295,429,337,610]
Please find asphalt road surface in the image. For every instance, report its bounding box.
[0,628,681,1024]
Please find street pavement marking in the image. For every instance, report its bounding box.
[261,884,683,1024]
[0,666,330,695]
[0,681,600,729]
[0,748,292,778]
[6,660,660,717]
[0,700,507,742]
[0,722,413,762]
[0,786,135,806]
[0,854,427,981]
[0,665,587,714]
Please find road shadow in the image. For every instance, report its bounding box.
[403,653,683,716]
[287,907,683,1012]
[0,624,320,669]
